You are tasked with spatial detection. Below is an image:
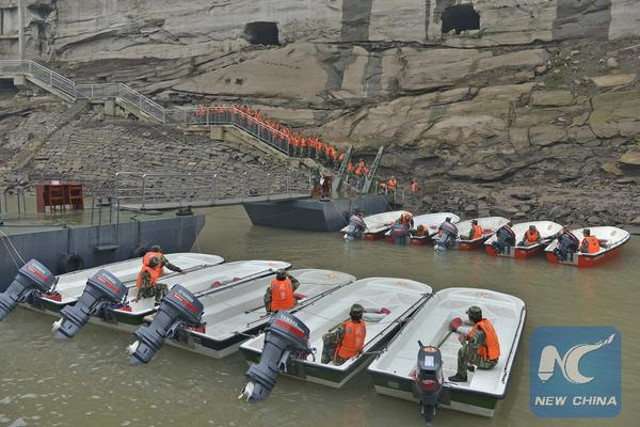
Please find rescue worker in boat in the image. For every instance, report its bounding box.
[144,245,185,276]
[264,269,300,313]
[396,212,414,229]
[321,303,366,366]
[518,224,541,247]
[345,209,367,240]
[467,219,484,240]
[435,217,458,249]
[551,227,580,261]
[448,306,500,383]
[579,229,607,254]
[491,221,516,253]
[412,224,429,238]
[134,256,169,304]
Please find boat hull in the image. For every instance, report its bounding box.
[485,244,543,259]
[453,238,488,251]
[365,231,387,241]
[410,236,431,245]
[546,245,624,267]
[370,374,498,417]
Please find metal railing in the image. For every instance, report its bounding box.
[0,60,383,194]
[114,170,311,209]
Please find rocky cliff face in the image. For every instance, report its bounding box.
[2,0,639,225]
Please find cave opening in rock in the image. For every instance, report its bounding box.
[441,4,480,35]
[243,22,279,46]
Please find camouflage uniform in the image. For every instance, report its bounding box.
[321,324,349,365]
[137,270,168,303]
[454,328,498,379]
[159,255,183,273]
[263,274,300,312]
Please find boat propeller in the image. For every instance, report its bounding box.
[52,269,127,339]
[239,310,312,403]
[128,284,204,365]
[0,260,57,322]
[413,341,444,423]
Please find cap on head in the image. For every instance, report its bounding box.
[583,229,591,236]
[276,268,287,280]
[529,225,536,231]
[350,303,364,321]
[417,225,425,232]
[471,219,478,225]
[445,217,452,222]
[466,306,482,322]
[150,245,162,253]
[147,256,160,268]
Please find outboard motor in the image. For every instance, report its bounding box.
[0,260,57,322]
[52,269,127,339]
[344,214,365,241]
[128,284,204,365]
[239,311,311,402]
[413,342,444,423]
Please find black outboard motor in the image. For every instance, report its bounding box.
[344,214,366,241]
[239,311,311,402]
[0,260,57,322]
[52,269,127,339]
[413,342,444,423]
[128,284,204,365]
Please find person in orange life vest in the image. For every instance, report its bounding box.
[134,257,169,304]
[467,219,484,240]
[579,229,607,254]
[396,212,414,228]
[519,224,541,247]
[144,245,184,277]
[264,269,300,313]
[317,140,324,161]
[409,178,419,202]
[412,224,428,237]
[321,304,366,365]
[309,138,317,158]
[301,138,308,157]
[387,176,397,192]
[448,306,500,383]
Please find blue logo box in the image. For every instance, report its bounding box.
[530,327,621,418]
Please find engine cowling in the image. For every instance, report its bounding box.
[239,311,311,402]
[52,269,127,339]
[128,284,204,365]
[0,260,57,322]
[413,344,444,423]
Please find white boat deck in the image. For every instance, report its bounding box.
[485,221,562,250]
[194,269,356,343]
[457,217,509,242]
[545,226,631,256]
[51,253,224,304]
[369,287,525,398]
[341,211,411,234]
[241,277,433,381]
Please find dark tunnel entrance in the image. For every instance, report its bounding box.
[244,22,280,46]
[441,4,480,35]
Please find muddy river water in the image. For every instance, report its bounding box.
[1,205,638,426]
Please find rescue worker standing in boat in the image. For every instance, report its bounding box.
[321,304,366,366]
[467,219,483,240]
[518,225,541,247]
[449,306,500,383]
[264,269,300,313]
[134,257,169,304]
[144,245,185,276]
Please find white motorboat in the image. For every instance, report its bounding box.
[545,226,631,267]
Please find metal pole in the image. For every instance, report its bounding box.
[266,173,271,198]
[242,172,247,199]
[141,174,147,210]
[17,0,24,60]
[212,174,217,201]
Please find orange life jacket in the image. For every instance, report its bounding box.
[410,182,419,194]
[525,229,540,243]
[136,265,161,290]
[472,224,483,239]
[336,320,366,360]
[270,278,295,311]
[388,179,397,190]
[347,162,353,171]
[468,319,500,361]
[583,235,600,253]
[143,251,164,276]
[301,139,307,148]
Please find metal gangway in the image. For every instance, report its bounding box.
[0,61,308,158]
[113,171,312,211]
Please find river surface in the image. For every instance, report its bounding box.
[1,205,638,426]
